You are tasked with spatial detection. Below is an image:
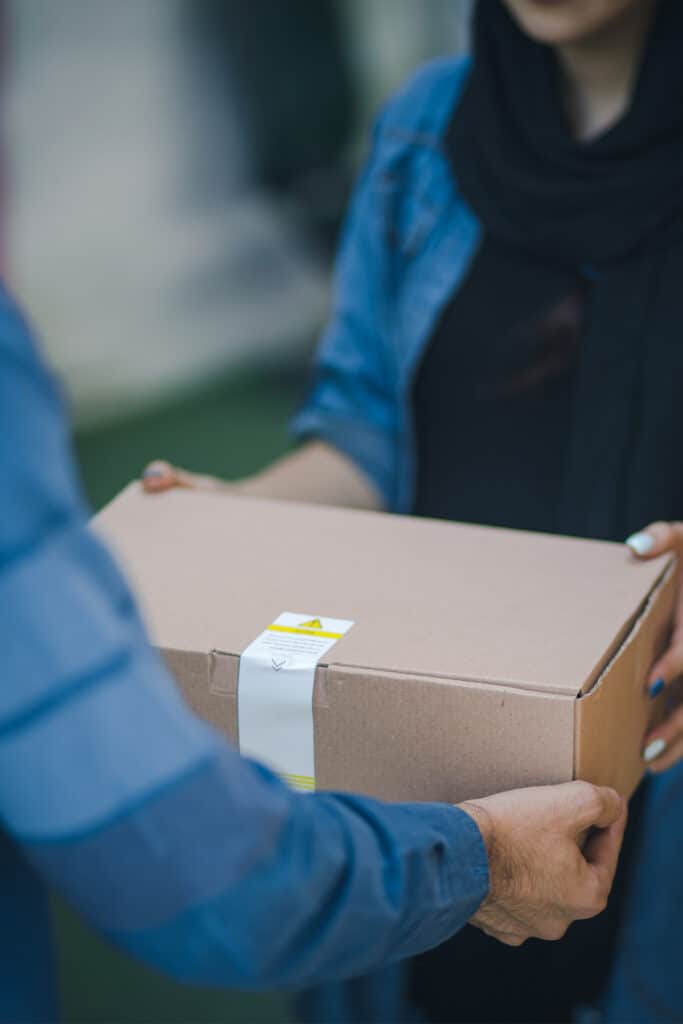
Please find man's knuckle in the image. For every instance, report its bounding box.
[595,893,609,914]
[541,921,568,942]
[587,888,608,916]
[584,876,609,915]
[576,782,602,816]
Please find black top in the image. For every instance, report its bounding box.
[412,241,579,533]
[413,0,683,545]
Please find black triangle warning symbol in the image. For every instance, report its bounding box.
[299,618,323,629]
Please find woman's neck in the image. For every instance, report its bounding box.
[556,0,657,141]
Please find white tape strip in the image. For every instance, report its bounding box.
[237,612,354,791]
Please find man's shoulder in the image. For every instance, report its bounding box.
[0,286,60,415]
[0,285,66,521]
[0,286,46,376]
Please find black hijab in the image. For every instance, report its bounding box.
[447,0,683,541]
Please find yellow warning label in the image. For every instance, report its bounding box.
[237,611,354,787]
[267,624,344,640]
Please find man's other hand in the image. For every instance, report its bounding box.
[460,781,627,946]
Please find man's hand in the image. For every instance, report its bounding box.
[459,781,627,946]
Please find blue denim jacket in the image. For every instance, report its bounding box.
[292,56,480,512]
[602,766,683,1023]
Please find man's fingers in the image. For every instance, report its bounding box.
[626,521,683,559]
[475,919,529,946]
[571,783,624,832]
[576,794,626,923]
[582,799,627,865]
[495,932,527,947]
[580,804,628,914]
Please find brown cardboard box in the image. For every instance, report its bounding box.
[95,483,676,803]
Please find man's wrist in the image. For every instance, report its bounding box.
[457,800,499,905]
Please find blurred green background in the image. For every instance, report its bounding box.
[57,368,301,1024]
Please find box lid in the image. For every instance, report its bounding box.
[95,484,670,697]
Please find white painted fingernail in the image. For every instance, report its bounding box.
[643,738,667,762]
[626,532,655,556]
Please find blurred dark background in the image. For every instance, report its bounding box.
[4,1,469,1019]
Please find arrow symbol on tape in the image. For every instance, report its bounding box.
[271,657,287,671]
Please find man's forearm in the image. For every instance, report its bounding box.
[22,744,488,989]
[7,622,488,988]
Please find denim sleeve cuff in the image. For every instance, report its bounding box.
[319,793,490,965]
[441,804,490,912]
[290,408,398,511]
[370,798,490,961]
[405,801,490,948]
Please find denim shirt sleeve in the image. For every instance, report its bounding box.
[0,288,489,993]
[291,58,474,512]
[291,103,404,510]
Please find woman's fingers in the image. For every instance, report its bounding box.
[644,735,683,774]
[643,703,683,772]
[625,521,683,698]
[626,521,683,559]
[142,460,179,492]
[646,630,683,697]
[141,460,223,493]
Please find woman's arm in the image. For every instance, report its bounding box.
[142,440,383,510]
[144,88,413,513]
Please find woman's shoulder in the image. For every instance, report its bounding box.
[378,55,472,144]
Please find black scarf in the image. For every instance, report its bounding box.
[447,0,683,541]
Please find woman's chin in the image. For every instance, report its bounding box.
[501,0,647,48]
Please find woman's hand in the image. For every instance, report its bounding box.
[626,522,683,772]
[142,460,226,493]
[141,444,383,510]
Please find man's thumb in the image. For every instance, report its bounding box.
[572,783,624,833]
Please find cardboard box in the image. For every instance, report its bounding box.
[95,483,675,803]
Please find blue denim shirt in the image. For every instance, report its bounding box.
[0,278,490,1022]
[292,56,481,512]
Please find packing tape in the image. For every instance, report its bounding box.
[237,612,354,791]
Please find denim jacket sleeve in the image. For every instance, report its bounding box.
[291,108,402,509]
[0,286,489,999]
[291,58,473,512]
